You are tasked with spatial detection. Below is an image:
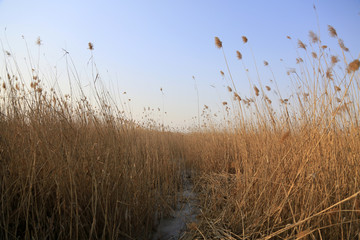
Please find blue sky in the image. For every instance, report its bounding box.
[0,0,359,127]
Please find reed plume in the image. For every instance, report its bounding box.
[298,40,307,50]
[215,37,222,48]
[236,50,242,60]
[309,31,319,43]
[348,59,360,73]
[242,36,248,43]
[328,25,338,37]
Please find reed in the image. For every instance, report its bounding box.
[0,23,359,240]
[0,48,184,239]
[182,25,360,239]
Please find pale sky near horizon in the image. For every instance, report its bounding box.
[0,0,359,128]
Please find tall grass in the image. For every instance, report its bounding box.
[182,26,360,239]
[0,23,359,240]
[0,48,184,239]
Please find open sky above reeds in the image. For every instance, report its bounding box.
[0,0,359,127]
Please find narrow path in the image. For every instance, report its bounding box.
[151,170,199,240]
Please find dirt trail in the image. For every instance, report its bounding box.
[151,170,199,240]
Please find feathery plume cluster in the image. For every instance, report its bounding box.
[338,39,349,52]
[30,81,38,89]
[326,68,334,80]
[88,42,94,50]
[334,86,341,92]
[309,31,319,43]
[36,37,42,46]
[298,40,307,50]
[347,59,360,73]
[331,56,339,65]
[264,95,271,104]
[254,86,260,96]
[263,61,269,66]
[296,58,304,64]
[234,92,241,101]
[242,36,248,43]
[215,37,222,49]
[236,50,242,60]
[328,25,338,37]
[280,98,289,104]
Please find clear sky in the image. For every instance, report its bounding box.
[0,0,359,127]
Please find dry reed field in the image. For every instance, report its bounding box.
[1,25,360,239]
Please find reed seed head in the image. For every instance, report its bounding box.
[254,86,260,96]
[88,42,94,50]
[36,37,42,46]
[326,68,334,80]
[347,59,360,73]
[227,86,232,92]
[215,37,222,49]
[309,31,319,43]
[265,95,272,104]
[280,99,289,104]
[236,51,242,60]
[334,86,341,92]
[242,36,248,43]
[296,58,304,64]
[338,39,349,52]
[328,25,337,38]
[265,86,271,91]
[264,61,268,66]
[234,92,241,101]
[331,56,339,65]
[311,52,317,59]
[220,70,224,76]
[298,40,307,50]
